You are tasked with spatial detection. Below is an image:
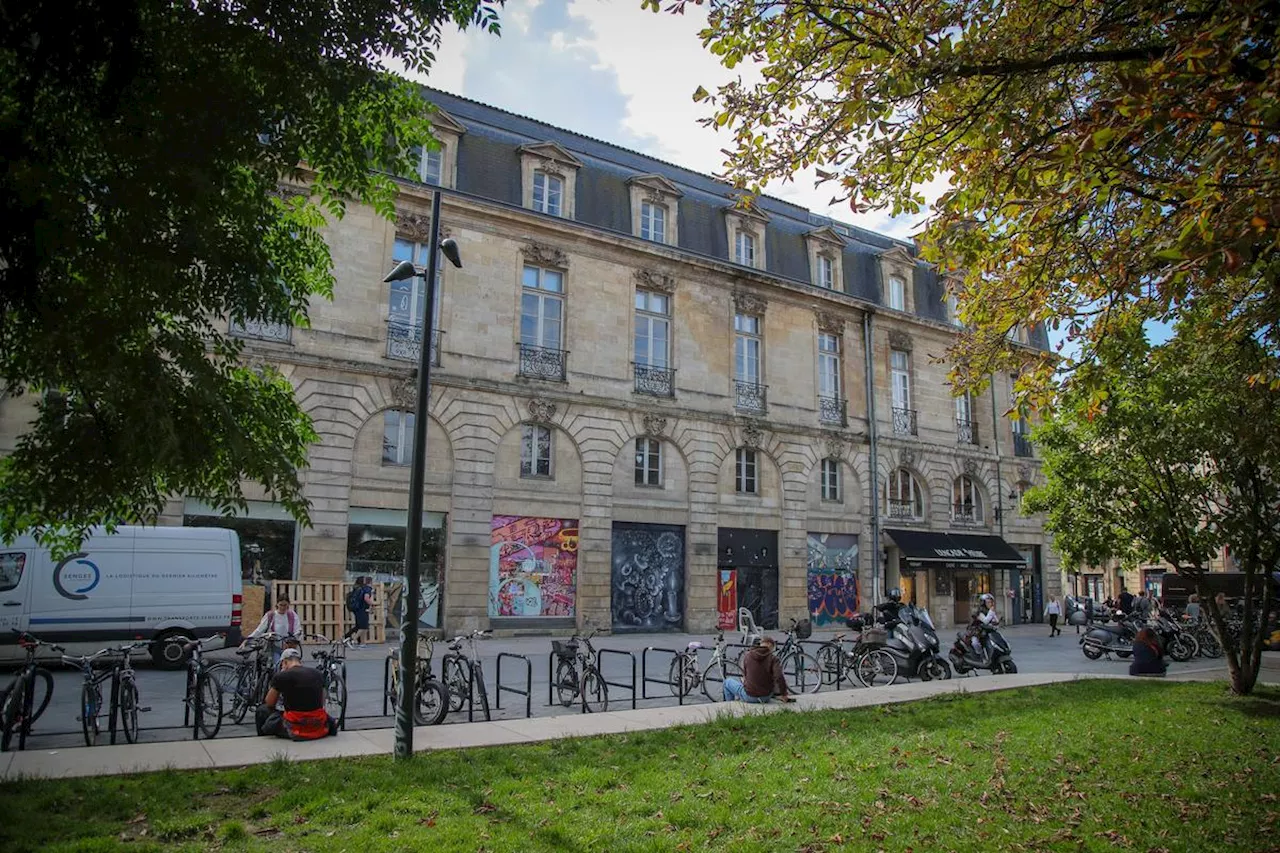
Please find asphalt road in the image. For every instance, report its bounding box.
[3,623,1245,751]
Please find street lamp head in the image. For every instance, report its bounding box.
[440,237,462,269]
[382,259,417,283]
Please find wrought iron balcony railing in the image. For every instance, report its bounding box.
[956,418,979,445]
[887,498,921,520]
[1013,433,1034,458]
[230,317,291,343]
[819,395,847,426]
[952,504,982,525]
[518,343,568,381]
[386,322,441,366]
[891,406,918,436]
[734,380,767,414]
[633,363,675,397]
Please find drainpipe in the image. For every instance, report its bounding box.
[990,374,1008,618]
[863,309,880,607]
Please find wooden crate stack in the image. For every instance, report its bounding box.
[274,580,386,645]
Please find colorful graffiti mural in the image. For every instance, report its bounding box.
[488,516,578,617]
[806,533,860,625]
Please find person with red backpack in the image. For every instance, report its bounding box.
[255,648,338,740]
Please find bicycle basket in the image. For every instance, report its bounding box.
[551,640,578,661]
[794,618,813,640]
[861,627,889,646]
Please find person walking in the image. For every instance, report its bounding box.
[343,576,374,648]
[1046,596,1062,636]
[243,593,302,664]
[1135,589,1154,621]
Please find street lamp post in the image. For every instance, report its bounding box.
[382,188,461,760]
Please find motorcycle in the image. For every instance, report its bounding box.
[1079,614,1142,659]
[1153,610,1198,662]
[949,622,1018,674]
[863,603,952,681]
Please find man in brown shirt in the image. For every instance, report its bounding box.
[722,636,795,703]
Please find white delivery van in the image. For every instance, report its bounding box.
[0,525,243,667]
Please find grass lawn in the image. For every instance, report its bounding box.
[1,680,1277,852]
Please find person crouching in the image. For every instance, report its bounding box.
[256,648,339,740]
[722,636,795,704]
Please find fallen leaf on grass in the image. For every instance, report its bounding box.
[127,814,147,825]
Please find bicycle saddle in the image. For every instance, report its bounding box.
[685,641,703,651]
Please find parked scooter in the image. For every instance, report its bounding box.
[867,591,952,681]
[1080,614,1142,660]
[1152,610,1198,661]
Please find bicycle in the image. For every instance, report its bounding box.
[669,632,742,702]
[219,633,284,724]
[305,634,349,729]
[736,618,823,694]
[441,629,494,719]
[181,634,226,740]
[384,635,448,726]
[815,622,898,688]
[551,623,609,713]
[1,631,62,751]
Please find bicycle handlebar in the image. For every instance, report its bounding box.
[11,629,66,653]
[60,648,113,667]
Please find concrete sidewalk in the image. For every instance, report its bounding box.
[1,672,1131,781]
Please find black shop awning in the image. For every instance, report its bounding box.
[885,529,1026,570]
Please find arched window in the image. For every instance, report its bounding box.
[952,476,984,524]
[884,468,923,519]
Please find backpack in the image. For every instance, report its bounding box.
[347,585,364,612]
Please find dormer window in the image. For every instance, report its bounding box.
[725,203,769,270]
[641,201,666,242]
[735,231,756,266]
[414,107,465,189]
[520,142,582,219]
[533,170,563,216]
[628,174,683,246]
[878,245,917,313]
[805,225,846,292]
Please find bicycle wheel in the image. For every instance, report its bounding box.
[581,667,609,713]
[26,668,54,728]
[119,679,141,744]
[81,682,101,747]
[667,656,696,698]
[414,679,448,726]
[1,678,26,752]
[204,661,238,699]
[325,670,348,727]
[815,642,844,686]
[196,672,223,739]
[701,658,742,703]
[442,657,470,713]
[553,659,579,708]
[783,651,823,694]
[475,667,491,721]
[856,650,898,687]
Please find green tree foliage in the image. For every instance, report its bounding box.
[1025,319,1279,695]
[651,0,1280,402]
[0,1,501,550]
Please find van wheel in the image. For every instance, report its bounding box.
[151,630,194,669]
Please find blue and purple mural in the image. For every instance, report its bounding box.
[806,533,860,625]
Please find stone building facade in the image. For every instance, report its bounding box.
[0,89,1059,633]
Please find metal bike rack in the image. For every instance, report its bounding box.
[641,646,689,705]
[381,653,396,716]
[800,639,845,690]
[495,653,532,718]
[467,659,492,724]
[594,648,637,711]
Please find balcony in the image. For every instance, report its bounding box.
[956,418,979,445]
[518,343,568,381]
[230,317,291,343]
[633,363,675,397]
[887,499,920,520]
[891,407,918,436]
[818,395,847,427]
[386,322,441,366]
[734,380,767,414]
[951,504,982,525]
[1013,433,1034,458]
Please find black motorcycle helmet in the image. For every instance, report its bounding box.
[887,588,902,603]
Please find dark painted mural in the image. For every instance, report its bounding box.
[717,529,779,629]
[610,523,685,632]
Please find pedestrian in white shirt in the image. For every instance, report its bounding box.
[1046,596,1062,636]
[243,595,303,663]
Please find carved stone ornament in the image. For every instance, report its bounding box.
[815,310,844,335]
[644,189,668,205]
[539,163,566,179]
[1017,462,1033,482]
[395,212,435,244]
[634,269,676,295]
[741,423,764,450]
[963,458,979,477]
[520,241,569,269]
[887,329,913,351]
[824,431,847,460]
[899,448,916,467]
[527,398,558,423]
[733,291,767,316]
[643,414,668,437]
[391,374,418,410]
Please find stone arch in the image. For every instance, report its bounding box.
[492,418,584,508]
[349,406,454,486]
[881,462,930,522]
[717,439,784,510]
[611,430,691,507]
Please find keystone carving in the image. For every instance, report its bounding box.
[963,458,979,477]
[815,310,844,335]
[887,329,913,351]
[634,269,676,295]
[899,448,916,467]
[643,414,668,436]
[521,241,569,269]
[395,212,435,244]
[391,374,418,410]
[527,398,558,423]
[741,423,764,450]
[733,291,767,316]
[1017,463,1033,482]
[823,431,847,460]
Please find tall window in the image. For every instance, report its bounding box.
[818,333,841,399]
[890,349,911,410]
[885,468,924,519]
[635,437,662,486]
[955,391,973,423]
[382,410,415,466]
[420,147,443,184]
[533,170,563,216]
[520,425,552,478]
[821,458,841,502]
[640,201,666,243]
[952,476,983,522]
[946,292,961,325]
[888,275,906,311]
[735,231,756,267]
[734,314,762,384]
[634,290,670,368]
[520,265,564,351]
[735,448,758,494]
[390,238,442,331]
[817,255,835,289]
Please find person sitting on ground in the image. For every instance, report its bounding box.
[1129,627,1167,677]
[723,636,795,704]
[256,648,339,740]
